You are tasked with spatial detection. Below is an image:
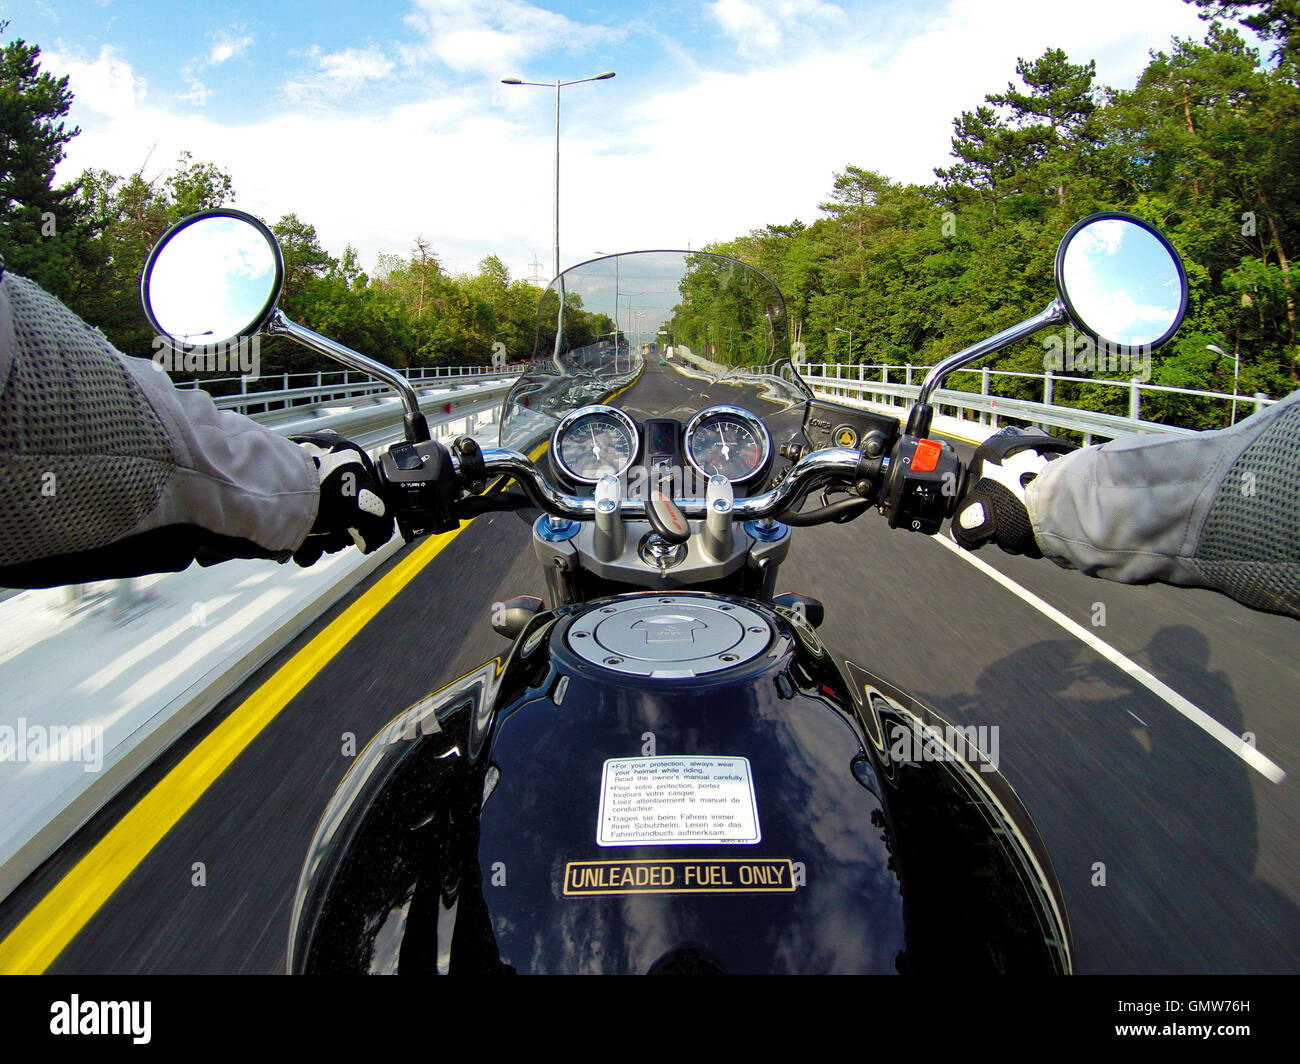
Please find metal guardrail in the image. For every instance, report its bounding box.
[181,364,524,417]
[254,379,515,440]
[801,362,1278,443]
[185,352,1277,445]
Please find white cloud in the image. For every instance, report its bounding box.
[282,46,396,105]
[209,32,254,66]
[709,0,848,55]
[401,0,620,75]
[44,0,1236,292]
[177,79,209,107]
[43,45,146,118]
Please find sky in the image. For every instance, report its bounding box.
[4,0,1244,281]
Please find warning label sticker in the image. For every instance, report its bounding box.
[596,756,761,846]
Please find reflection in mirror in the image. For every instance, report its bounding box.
[1057,216,1186,349]
[144,214,281,345]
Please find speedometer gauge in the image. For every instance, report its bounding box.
[684,406,771,484]
[552,405,639,484]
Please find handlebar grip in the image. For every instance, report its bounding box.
[974,426,1078,463]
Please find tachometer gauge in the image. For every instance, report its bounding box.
[552,405,639,483]
[684,406,771,484]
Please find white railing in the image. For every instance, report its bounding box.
[800,362,1278,443]
[178,364,525,416]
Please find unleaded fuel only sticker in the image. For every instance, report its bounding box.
[564,858,794,896]
[596,756,761,846]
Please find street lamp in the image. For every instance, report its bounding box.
[835,325,853,363]
[595,249,620,356]
[1207,343,1240,425]
[502,71,616,280]
[619,291,646,348]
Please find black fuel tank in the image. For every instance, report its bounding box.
[477,593,905,973]
[289,592,1071,974]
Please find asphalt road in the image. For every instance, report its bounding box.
[2,368,1297,974]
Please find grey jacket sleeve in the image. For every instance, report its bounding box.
[0,271,319,587]
[1025,388,1300,617]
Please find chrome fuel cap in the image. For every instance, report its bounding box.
[566,597,771,678]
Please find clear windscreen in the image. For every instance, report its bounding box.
[498,251,812,455]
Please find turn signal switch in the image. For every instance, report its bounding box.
[378,439,461,540]
[878,435,963,534]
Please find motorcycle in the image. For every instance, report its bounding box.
[140,210,1188,973]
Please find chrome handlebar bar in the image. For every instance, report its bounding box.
[476,446,868,521]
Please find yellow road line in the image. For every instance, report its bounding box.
[0,523,470,975]
[931,426,984,446]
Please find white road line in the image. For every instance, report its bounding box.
[932,533,1287,785]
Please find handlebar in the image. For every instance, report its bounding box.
[379,433,962,540]
[474,445,869,521]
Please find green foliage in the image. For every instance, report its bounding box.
[0,25,92,298]
[711,25,1300,428]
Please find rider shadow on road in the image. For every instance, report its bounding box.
[922,624,1300,973]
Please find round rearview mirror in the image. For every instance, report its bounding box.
[1055,212,1188,350]
[141,209,284,348]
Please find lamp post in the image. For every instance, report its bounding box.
[619,292,646,350]
[835,325,853,363]
[595,249,620,358]
[1207,343,1240,425]
[502,71,615,280]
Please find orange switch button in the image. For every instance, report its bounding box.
[912,439,942,473]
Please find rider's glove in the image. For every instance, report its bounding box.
[290,430,394,567]
[951,427,1077,557]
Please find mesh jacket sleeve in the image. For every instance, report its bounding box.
[1025,388,1300,618]
[0,272,319,588]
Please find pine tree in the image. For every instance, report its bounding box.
[0,24,89,296]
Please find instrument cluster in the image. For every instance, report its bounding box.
[550,404,773,491]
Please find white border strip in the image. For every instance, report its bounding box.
[932,533,1287,784]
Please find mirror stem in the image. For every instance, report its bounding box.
[906,299,1068,438]
[266,309,430,442]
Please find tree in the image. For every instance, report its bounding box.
[272,212,333,308]
[934,104,1018,211]
[60,153,237,360]
[1109,25,1300,373]
[985,48,1103,208]
[1191,0,1300,63]
[0,24,91,298]
[938,49,1102,220]
[819,167,893,288]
